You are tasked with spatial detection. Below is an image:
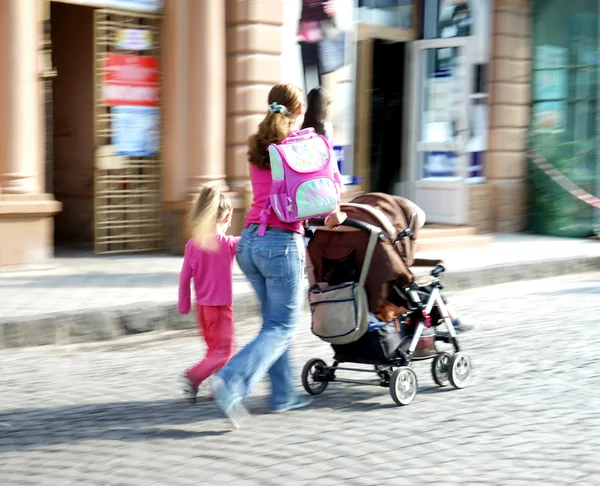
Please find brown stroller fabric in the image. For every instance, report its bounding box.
[307,192,422,312]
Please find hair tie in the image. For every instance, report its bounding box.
[268,102,289,115]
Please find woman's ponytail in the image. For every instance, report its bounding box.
[248,83,304,170]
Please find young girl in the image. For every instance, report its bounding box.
[301,87,335,144]
[178,185,240,403]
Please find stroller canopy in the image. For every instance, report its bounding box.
[307,192,423,311]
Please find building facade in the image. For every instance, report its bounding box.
[0,0,536,267]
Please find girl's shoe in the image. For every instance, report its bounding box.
[181,375,198,404]
[272,395,313,414]
[209,376,249,429]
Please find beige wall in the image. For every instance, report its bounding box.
[225,0,285,235]
[486,0,532,232]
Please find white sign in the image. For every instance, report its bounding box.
[68,0,162,12]
[112,106,160,157]
[116,29,153,50]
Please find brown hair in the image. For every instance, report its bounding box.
[248,83,304,170]
[301,87,330,137]
[187,184,232,248]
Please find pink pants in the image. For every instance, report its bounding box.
[186,304,235,389]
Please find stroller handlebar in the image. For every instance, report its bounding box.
[307,217,383,236]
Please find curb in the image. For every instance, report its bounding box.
[1,255,599,350]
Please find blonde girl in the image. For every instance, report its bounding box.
[178,185,240,403]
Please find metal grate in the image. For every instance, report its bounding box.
[93,9,164,254]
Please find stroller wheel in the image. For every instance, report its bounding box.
[389,367,418,406]
[448,352,472,389]
[302,358,330,396]
[431,352,452,387]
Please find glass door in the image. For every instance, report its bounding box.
[405,37,472,225]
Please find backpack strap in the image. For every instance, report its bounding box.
[258,200,272,237]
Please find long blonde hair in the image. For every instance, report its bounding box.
[187,185,232,248]
[247,83,304,170]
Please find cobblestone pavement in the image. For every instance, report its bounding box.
[1,272,600,485]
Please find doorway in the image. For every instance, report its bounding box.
[50,1,95,248]
[46,2,164,254]
[369,39,407,194]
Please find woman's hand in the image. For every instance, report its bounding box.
[323,0,335,18]
[325,210,347,229]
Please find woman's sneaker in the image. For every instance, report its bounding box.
[209,376,250,429]
[452,318,475,333]
[272,396,313,414]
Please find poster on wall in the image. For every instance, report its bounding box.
[434,0,491,64]
[284,0,356,181]
[115,29,153,50]
[112,106,159,157]
[438,0,473,38]
[103,54,159,107]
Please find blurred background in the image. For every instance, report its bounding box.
[0,0,598,268]
[3,4,600,484]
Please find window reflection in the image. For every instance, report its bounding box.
[356,0,413,29]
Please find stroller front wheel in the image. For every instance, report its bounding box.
[389,367,418,406]
[302,358,330,396]
[448,352,472,389]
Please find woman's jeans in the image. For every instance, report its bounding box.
[216,225,306,410]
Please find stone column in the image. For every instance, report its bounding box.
[225,0,285,234]
[0,0,61,266]
[0,0,42,194]
[162,0,189,204]
[487,0,532,232]
[162,0,227,253]
[187,0,227,193]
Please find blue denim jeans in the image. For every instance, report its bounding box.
[216,225,306,410]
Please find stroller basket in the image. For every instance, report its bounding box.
[308,219,381,346]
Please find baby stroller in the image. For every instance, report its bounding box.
[302,193,472,406]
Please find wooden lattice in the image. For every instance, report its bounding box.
[93,9,164,254]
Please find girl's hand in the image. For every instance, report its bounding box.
[325,210,347,229]
[323,0,335,17]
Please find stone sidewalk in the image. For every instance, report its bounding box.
[0,233,599,349]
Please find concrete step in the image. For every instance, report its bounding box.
[419,225,477,239]
[416,234,494,253]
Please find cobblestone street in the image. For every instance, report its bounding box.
[1,273,600,485]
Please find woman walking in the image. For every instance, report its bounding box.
[211,83,345,428]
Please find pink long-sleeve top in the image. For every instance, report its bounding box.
[178,235,241,313]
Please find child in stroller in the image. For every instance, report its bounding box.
[302,193,473,406]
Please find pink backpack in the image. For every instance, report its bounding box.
[259,128,341,236]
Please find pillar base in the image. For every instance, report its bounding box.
[0,194,62,266]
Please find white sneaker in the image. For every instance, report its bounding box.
[209,376,250,429]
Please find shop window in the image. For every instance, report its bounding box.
[529,0,599,237]
[467,63,488,181]
[356,0,414,29]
